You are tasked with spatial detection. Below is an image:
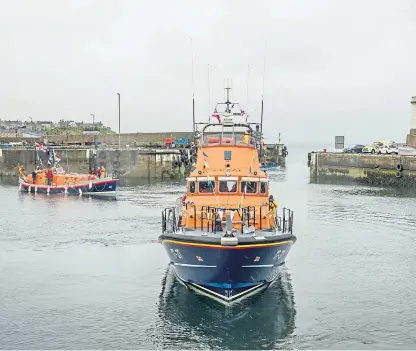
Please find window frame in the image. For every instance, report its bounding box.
[241,179,258,194]
[197,178,216,194]
[218,179,238,194]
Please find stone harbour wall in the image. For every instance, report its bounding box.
[308,152,416,187]
[0,148,190,180]
[0,132,194,146]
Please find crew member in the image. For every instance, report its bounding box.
[46,168,53,186]
[18,165,25,177]
[269,195,278,216]
[32,169,37,184]
[242,130,250,144]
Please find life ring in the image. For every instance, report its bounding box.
[283,150,288,157]
[395,171,402,178]
[98,150,106,159]
[396,163,403,171]
[173,161,178,167]
[113,160,120,168]
[114,149,121,158]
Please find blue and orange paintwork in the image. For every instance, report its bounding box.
[161,238,294,298]
[159,109,296,301]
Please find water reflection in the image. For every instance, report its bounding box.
[17,191,117,202]
[152,265,296,350]
[310,179,416,198]
[118,177,184,187]
[265,168,286,183]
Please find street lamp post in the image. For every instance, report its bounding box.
[117,93,121,148]
[91,113,95,148]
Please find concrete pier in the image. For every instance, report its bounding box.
[261,143,288,168]
[309,152,416,186]
[0,148,191,179]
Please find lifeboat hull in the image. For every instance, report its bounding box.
[19,178,118,196]
[159,233,295,303]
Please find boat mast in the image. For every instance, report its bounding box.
[260,40,266,136]
[208,64,211,122]
[246,65,250,123]
[225,78,232,113]
[191,37,196,134]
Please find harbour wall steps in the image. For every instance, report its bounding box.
[308,152,416,186]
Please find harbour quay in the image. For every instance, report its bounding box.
[0,132,195,179]
[308,96,416,187]
[0,130,288,179]
[308,152,416,186]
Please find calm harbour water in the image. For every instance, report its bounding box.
[1,146,416,350]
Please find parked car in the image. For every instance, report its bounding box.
[343,144,365,153]
[362,141,383,154]
[379,141,398,155]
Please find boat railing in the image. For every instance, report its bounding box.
[202,133,256,148]
[276,208,294,234]
[259,203,272,230]
[200,123,257,148]
[162,207,178,234]
[199,206,257,233]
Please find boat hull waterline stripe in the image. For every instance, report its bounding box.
[162,239,293,249]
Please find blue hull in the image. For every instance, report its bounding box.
[161,239,293,302]
[19,179,118,196]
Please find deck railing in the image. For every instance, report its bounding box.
[276,207,294,234]
[199,206,257,234]
[162,207,178,234]
[162,204,295,235]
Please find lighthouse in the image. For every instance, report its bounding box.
[406,96,416,147]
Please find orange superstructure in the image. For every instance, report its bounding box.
[179,121,277,232]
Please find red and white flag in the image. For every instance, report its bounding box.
[212,113,221,123]
[240,109,246,116]
[35,142,47,152]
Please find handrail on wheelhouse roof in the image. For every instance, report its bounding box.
[201,122,254,133]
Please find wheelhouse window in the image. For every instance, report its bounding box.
[260,181,267,194]
[198,180,215,193]
[219,180,237,193]
[241,181,257,194]
[189,181,195,194]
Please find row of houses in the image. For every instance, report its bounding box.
[0,119,110,135]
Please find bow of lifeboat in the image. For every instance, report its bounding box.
[159,121,296,303]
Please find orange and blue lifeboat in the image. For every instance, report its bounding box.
[159,120,296,303]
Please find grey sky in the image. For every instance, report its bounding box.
[1,0,416,145]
